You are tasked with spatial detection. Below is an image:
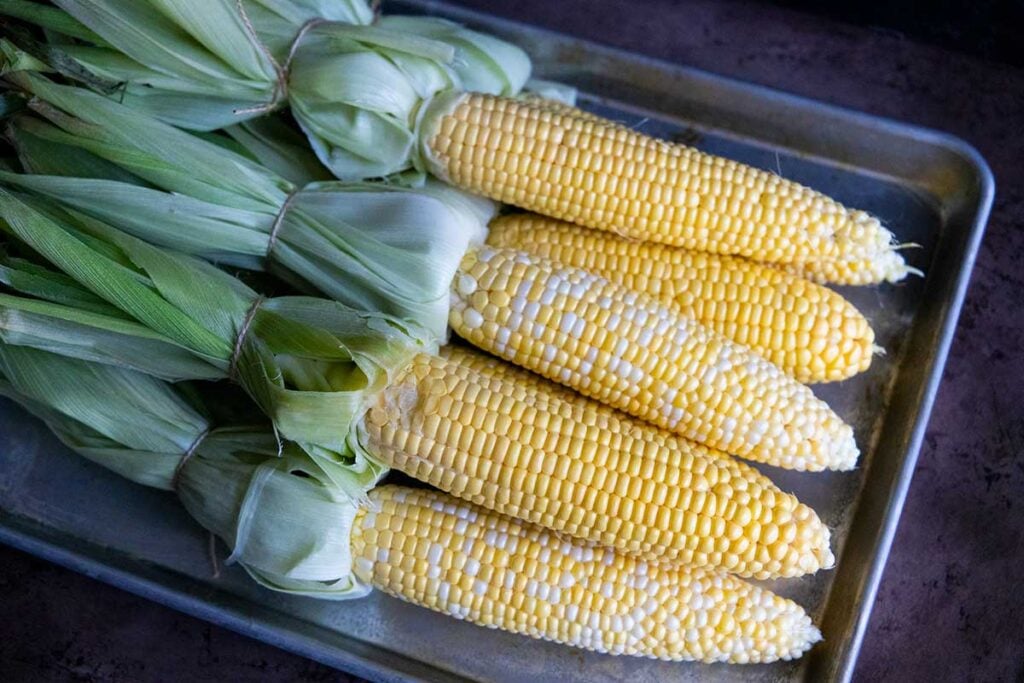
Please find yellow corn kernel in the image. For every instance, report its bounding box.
[487,213,877,383]
[351,485,822,662]
[360,347,834,579]
[421,92,907,284]
[449,246,858,471]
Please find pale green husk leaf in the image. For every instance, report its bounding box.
[41,0,373,129]
[0,343,368,597]
[0,291,224,381]
[222,115,333,186]
[289,18,530,179]
[1,72,494,338]
[0,188,428,494]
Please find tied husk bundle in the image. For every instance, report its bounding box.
[0,64,496,339]
[0,188,432,498]
[1,0,542,179]
[0,341,370,597]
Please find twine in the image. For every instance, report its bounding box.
[234,0,327,116]
[228,296,266,381]
[170,427,211,492]
[169,429,223,579]
[265,189,300,260]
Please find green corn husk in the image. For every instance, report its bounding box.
[0,341,369,597]
[1,0,375,126]
[0,292,225,381]
[222,115,334,186]
[1,1,533,179]
[0,65,494,339]
[0,188,435,497]
[286,16,530,179]
[0,254,226,380]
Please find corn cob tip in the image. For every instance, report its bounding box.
[799,621,824,649]
[824,548,837,571]
[793,425,859,473]
[797,504,836,573]
[870,245,921,284]
[784,245,922,286]
[831,429,860,472]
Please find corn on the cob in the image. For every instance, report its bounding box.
[360,346,834,579]
[486,213,876,383]
[420,92,907,284]
[353,485,822,662]
[449,246,858,471]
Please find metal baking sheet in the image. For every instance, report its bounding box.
[0,2,992,681]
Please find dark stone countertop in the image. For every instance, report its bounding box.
[1,1,1022,681]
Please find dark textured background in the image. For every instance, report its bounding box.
[2,0,1023,680]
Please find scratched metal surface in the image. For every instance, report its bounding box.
[0,2,991,681]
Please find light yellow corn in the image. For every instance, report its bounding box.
[486,213,877,383]
[779,252,923,286]
[421,92,907,284]
[360,347,834,579]
[352,484,822,662]
[448,246,858,471]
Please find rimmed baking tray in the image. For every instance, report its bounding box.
[0,2,993,681]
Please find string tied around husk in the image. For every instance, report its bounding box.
[170,426,221,578]
[228,296,265,381]
[171,427,211,492]
[264,189,300,260]
[233,1,328,116]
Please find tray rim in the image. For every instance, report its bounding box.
[0,2,994,681]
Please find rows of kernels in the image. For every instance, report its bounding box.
[487,214,876,383]
[360,348,834,579]
[449,246,858,471]
[351,485,822,662]
[778,250,920,286]
[426,93,903,275]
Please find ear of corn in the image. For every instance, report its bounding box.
[420,91,908,283]
[354,485,821,663]
[486,213,876,383]
[450,245,859,471]
[360,346,834,579]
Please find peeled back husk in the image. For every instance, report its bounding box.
[0,188,431,495]
[0,69,493,339]
[0,341,367,596]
